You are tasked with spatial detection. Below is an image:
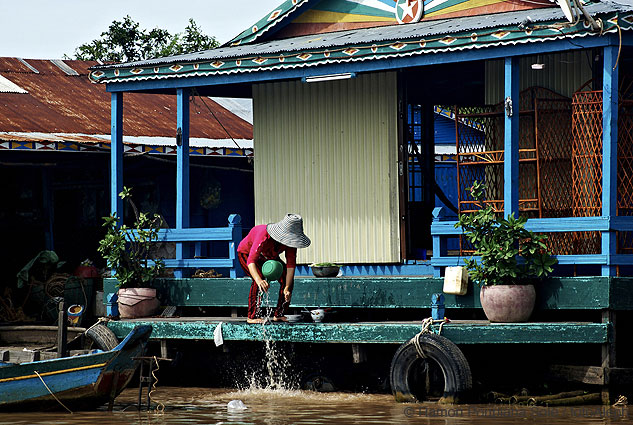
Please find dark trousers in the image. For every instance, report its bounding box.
[238,252,288,319]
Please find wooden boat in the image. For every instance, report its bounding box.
[0,325,152,411]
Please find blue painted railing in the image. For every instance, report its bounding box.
[431,207,633,277]
[150,214,244,278]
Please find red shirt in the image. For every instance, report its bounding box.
[237,224,297,268]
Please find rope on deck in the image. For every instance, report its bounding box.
[413,317,450,359]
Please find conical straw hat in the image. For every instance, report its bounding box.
[267,214,311,249]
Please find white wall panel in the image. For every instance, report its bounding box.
[252,72,399,264]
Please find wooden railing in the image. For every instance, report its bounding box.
[431,207,633,277]
[146,214,244,278]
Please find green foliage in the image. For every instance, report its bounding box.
[68,16,218,62]
[456,181,557,286]
[98,187,164,288]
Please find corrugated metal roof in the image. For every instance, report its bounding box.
[0,58,253,140]
[0,75,27,93]
[50,59,79,76]
[210,97,253,124]
[92,0,633,70]
[0,132,253,149]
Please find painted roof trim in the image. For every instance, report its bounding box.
[0,132,253,156]
[90,11,631,85]
[91,1,631,70]
[225,0,315,46]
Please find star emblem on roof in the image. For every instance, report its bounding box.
[395,0,423,25]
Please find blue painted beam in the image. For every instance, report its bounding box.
[432,254,609,266]
[602,44,619,277]
[105,35,620,93]
[504,56,520,217]
[153,228,234,242]
[110,92,123,220]
[610,216,633,231]
[162,259,234,268]
[176,88,190,278]
[432,216,614,234]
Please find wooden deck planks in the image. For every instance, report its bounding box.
[105,318,610,345]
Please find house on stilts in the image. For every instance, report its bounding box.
[91,0,633,403]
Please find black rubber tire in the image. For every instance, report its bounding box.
[390,333,472,404]
[85,323,119,351]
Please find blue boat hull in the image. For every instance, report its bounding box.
[0,325,152,411]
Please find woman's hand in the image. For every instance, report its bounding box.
[247,262,269,292]
[283,288,292,303]
[257,278,270,292]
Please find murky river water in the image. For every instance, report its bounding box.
[0,387,630,425]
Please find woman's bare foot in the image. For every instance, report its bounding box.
[272,316,288,322]
[247,317,266,324]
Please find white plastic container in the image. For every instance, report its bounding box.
[443,266,469,295]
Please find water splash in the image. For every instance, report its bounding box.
[242,290,296,391]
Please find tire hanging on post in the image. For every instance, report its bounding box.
[390,332,472,404]
[85,323,119,351]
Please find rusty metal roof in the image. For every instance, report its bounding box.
[0,58,253,141]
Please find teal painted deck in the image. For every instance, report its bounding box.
[103,276,625,346]
[106,318,611,345]
[103,276,633,310]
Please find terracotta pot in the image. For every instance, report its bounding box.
[117,287,160,319]
[480,284,535,323]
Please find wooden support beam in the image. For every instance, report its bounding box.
[160,340,169,359]
[57,300,67,359]
[549,365,605,385]
[503,56,519,217]
[601,310,616,404]
[352,344,367,364]
[602,45,619,277]
[549,365,633,387]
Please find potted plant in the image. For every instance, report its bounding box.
[98,187,164,319]
[455,181,557,322]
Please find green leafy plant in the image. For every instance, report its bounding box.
[455,181,557,286]
[98,187,165,288]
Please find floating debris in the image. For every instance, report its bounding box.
[227,399,247,411]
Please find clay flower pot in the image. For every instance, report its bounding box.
[480,284,535,323]
[117,287,160,319]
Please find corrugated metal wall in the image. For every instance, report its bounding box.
[485,51,593,104]
[252,72,400,264]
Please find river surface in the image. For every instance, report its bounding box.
[0,387,630,425]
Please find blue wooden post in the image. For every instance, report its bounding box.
[111,92,124,221]
[228,214,243,278]
[175,88,190,278]
[504,57,520,217]
[602,45,619,276]
[431,207,448,277]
